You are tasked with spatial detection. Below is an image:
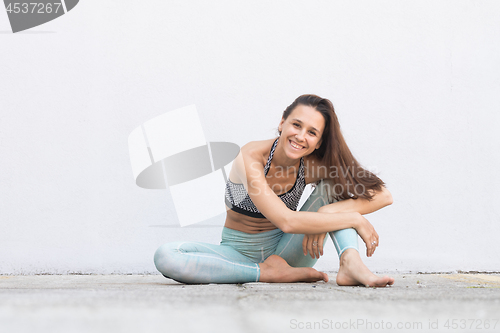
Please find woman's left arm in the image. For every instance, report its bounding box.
[319,186,393,215]
[302,187,392,259]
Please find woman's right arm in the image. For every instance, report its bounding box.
[236,144,371,236]
[234,143,379,255]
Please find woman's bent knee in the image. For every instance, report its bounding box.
[153,242,185,280]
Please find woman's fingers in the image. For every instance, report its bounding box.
[372,232,379,256]
[302,235,308,256]
[317,233,326,257]
[368,239,375,257]
[303,233,328,259]
[367,234,380,257]
[312,233,327,259]
[357,217,380,257]
[303,235,316,257]
[311,237,319,259]
[307,237,315,259]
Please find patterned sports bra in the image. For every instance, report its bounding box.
[224,138,306,218]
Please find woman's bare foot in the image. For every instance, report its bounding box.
[336,249,394,287]
[258,255,329,283]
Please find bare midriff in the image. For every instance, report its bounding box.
[224,207,279,234]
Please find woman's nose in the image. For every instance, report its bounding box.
[295,131,305,141]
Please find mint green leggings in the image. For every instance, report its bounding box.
[154,181,359,284]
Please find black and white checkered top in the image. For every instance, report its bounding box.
[225,138,306,218]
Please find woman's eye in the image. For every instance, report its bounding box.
[293,123,300,127]
[309,131,316,136]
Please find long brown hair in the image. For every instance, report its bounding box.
[281,94,385,201]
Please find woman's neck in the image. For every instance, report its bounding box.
[271,137,301,170]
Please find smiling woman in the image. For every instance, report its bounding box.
[154,94,394,287]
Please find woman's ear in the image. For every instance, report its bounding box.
[278,118,285,133]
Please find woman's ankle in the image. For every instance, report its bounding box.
[339,248,359,266]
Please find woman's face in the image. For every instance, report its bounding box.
[278,104,325,159]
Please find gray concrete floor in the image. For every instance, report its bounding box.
[1,273,500,333]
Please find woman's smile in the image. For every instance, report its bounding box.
[289,139,305,150]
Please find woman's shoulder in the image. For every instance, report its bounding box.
[240,138,276,160]
[228,138,277,184]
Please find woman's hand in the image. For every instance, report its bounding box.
[302,232,328,259]
[354,214,379,257]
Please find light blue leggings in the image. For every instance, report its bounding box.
[154,181,359,284]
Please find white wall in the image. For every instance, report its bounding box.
[1,0,499,274]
